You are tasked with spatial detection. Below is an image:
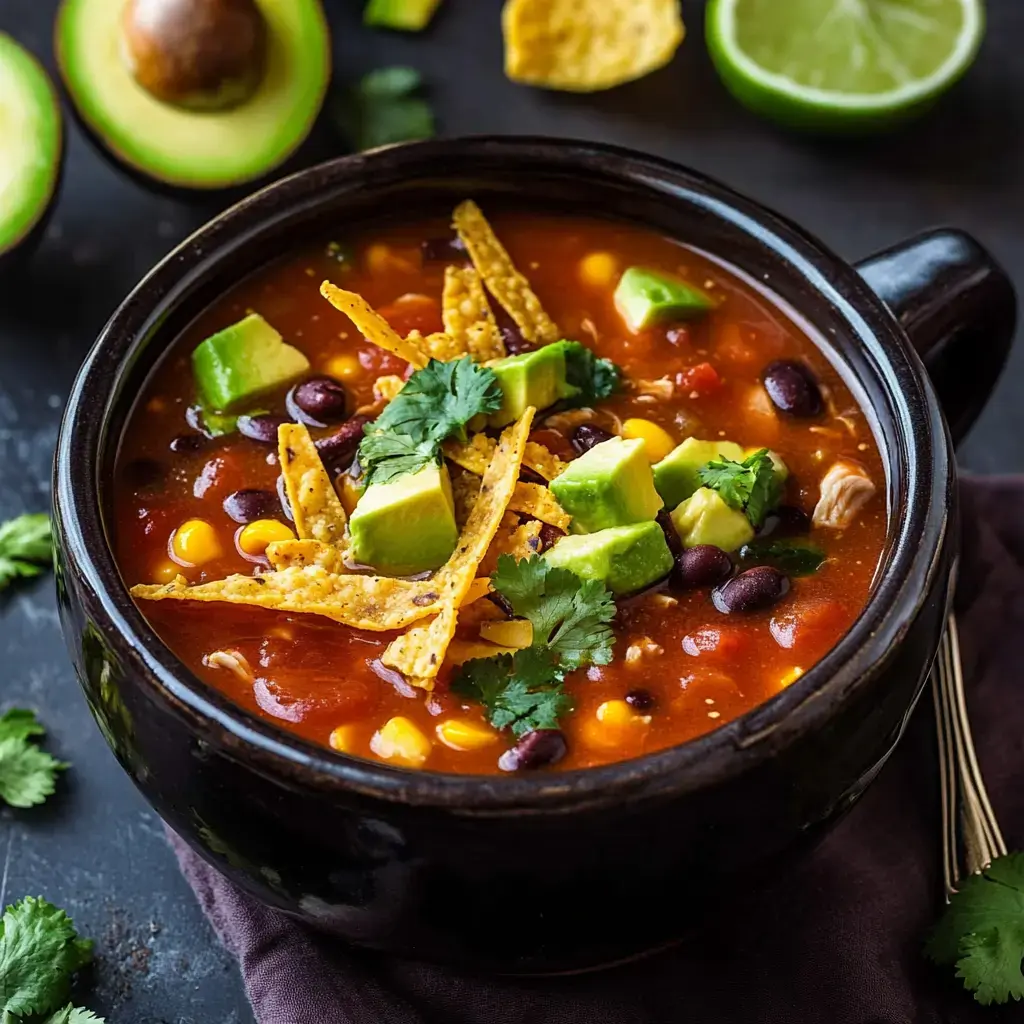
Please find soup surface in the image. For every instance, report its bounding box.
[114,206,886,774]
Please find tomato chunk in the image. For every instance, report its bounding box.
[679,361,722,396]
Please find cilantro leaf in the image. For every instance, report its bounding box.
[0,710,67,809]
[42,1005,107,1024]
[926,852,1024,1005]
[0,897,94,1018]
[0,514,53,593]
[738,539,826,577]
[559,341,621,408]
[450,653,514,710]
[0,708,47,743]
[698,449,780,528]
[358,433,439,487]
[334,67,435,152]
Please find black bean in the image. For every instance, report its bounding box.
[675,545,733,589]
[712,566,789,614]
[315,414,370,475]
[491,302,533,354]
[519,465,547,485]
[761,360,823,418]
[287,377,348,427]
[168,434,206,454]
[276,474,294,522]
[497,730,568,772]
[421,235,466,262]
[656,508,684,561]
[625,689,655,712]
[538,523,564,552]
[122,458,165,489]
[572,424,615,454]
[757,504,812,538]
[238,414,288,444]
[223,489,277,524]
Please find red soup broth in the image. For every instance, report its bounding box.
[113,212,887,774]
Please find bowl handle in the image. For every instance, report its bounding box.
[855,230,1017,445]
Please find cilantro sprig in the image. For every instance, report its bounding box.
[698,448,780,528]
[360,356,503,486]
[559,341,621,409]
[452,556,616,736]
[334,67,435,153]
[0,709,67,810]
[0,515,53,593]
[927,852,1024,1005]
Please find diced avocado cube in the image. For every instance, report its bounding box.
[348,463,458,576]
[192,313,310,413]
[543,521,673,596]
[653,438,745,510]
[487,343,579,427]
[614,267,713,333]
[550,436,663,534]
[364,0,442,30]
[670,487,755,552]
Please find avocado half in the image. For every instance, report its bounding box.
[55,0,331,191]
[0,34,63,268]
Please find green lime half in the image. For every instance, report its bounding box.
[706,0,985,129]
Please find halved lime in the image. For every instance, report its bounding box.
[706,0,985,129]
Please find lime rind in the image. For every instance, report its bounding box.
[706,0,985,128]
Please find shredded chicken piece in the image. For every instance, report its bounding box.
[624,636,665,665]
[634,377,675,400]
[812,460,877,529]
[203,649,254,684]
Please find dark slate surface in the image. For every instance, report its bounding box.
[1,1,1022,1020]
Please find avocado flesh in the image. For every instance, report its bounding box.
[55,0,330,189]
[349,463,459,577]
[653,438,745,511]
[0,34,62,256]
[671,487,754,552]
[615,267,713,333]
[365,0,442,30]
[550,436,663,535]
[488,343,579,428]
[544,521,673,597]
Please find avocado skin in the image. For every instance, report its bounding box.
[0,149,64,278]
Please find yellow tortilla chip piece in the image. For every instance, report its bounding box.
[445,435,565,481]
[481,517,544,577]
[502,0,685,92]
[265,539,345,573]
[373,374,406,402]
[381,409,534,686]
[461,576,493,606]
[321,282,430,369]
[131,567,442,632]
[410,329,465,363]
[442,266,505,362]
[278,424,348,547]
[450,469,482,529]
[510,482,570,531]
[452,201,560,346]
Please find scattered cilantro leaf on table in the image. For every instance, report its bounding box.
[41,1007,107,1024]
[0,514,53,593]
[334,66,435,152]
[560,341,621,408]
[0,709,67,809]
[926,852,1024,1005]
[699,448,780,527]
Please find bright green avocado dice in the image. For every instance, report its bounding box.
[544,521,673,596]
[653,438,745,510]
[192,314,310,413]
[671,487,755,552]
[364,0,442,30]
[550,436,663,534]
[348,463,458,576]
[614,267,713,333]
[487,343,579,427]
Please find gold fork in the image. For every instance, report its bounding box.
[930,613,1007,897]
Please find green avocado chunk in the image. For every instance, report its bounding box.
[487,343,579,427]
[550,436,664,534]
[192,314,310,414]
[670,487,755,552]
[544,521,673,597]
[653,438,746,510]
[348,462,458,576]
[614,267,713,333]
[364,0,442,30]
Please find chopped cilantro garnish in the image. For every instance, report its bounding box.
[0,514,53,593]
[334,66,435,152]
[451,556,615,735]
[698,448,780,527]
[0,708,67,809]
[360,356,502,486]
[738,538,826,576]
[926,852,1024,1005]
[560,340,621,408]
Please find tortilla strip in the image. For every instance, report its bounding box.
[265,539,346,573]
[452,200,560,346]
[381,408,534,687]
[407,328,465,363]
[444,435,566,481]
[373,375,405,402]
[480,518,543,578]
[461,576,493,606]
[131,567,443,632]
[511,481,571,531]
[442,266,505,362]
[321,282,430,369]
[278,424,348,546]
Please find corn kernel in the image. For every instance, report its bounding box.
[339,476,362,516]
[370,716,432,768]
[329,724,360,753]
[325,354,361,380]
[171,519,223,566]
[621,418,676,463]
[436,718,499,752]
[777,666,804,690]
[365,243,419,276]
[579,252,619,289]
[479,619,533,649]
[237,519,296,556]
[596,699,652,728]
[152,560,180,584]
[581,700,651,752]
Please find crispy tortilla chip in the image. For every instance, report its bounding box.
[480,517,543,577]
[410,329,465,363]
[442,266,505,362]
[131,567,442,632]
[445,435,565,481]
[265,539,345,573]
[450,469,482,529]
[510,482,570,530]
[373,374,406,402]
[502,0,685,92]
[321,282,430,369]
[461,576,493,606]
[452,201,560,346]
[278,424,348,546]
[381,409,534,686]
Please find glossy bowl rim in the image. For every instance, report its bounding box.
[54,136,952,812]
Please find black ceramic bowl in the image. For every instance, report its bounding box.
[53,138,1015,974]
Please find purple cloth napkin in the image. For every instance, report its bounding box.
[169,477,1024,1024]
